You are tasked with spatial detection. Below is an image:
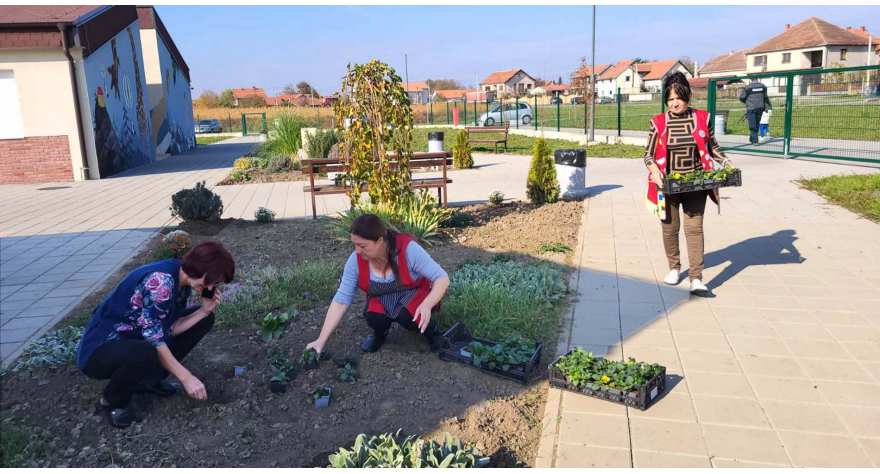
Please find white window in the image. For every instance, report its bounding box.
[0,71,25,140]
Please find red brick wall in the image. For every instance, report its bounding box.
[0,136,74,184]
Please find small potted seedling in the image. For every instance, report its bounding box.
[267,348,291,374]
[256,312,290,342]
[333,356,358,369]
[300,348,319,371]
[270,372,289,394]
[312,386,332,407]
[340,363,358,383]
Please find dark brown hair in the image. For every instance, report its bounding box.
[181,241,235,286]
[663,71,692,105]
[350,214,401,281]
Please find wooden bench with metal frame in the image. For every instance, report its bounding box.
[465,124,509,153]
[302,151,452,219]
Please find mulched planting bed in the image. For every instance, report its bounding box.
[216,169,309,186]
[1,199,583,468]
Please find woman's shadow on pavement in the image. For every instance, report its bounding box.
[682,229,805,292]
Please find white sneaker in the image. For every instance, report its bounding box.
[664,269,681,285]
[689,279,708,294]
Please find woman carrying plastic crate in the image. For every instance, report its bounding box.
[306,214,449,354]
[643,72,735,294]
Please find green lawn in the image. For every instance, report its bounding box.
[412,127,584,155]
[799,173,880,221]
[196,135,232,146]
[586,143,645,158]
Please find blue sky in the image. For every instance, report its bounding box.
[157,5,880,97]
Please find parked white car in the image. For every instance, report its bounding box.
[478,102,532,126]
[195,119,222,133]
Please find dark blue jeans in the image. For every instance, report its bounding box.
[747,108,764,143]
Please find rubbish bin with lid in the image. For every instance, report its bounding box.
[554,149,587,199]
[428,132,444,153]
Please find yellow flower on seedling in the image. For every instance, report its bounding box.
[600,375,611,384]
[673,172,681,180]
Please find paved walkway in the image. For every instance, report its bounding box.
[536,154,880,467]
[0,137,529,366]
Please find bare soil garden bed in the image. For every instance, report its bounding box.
[1,200,583,468]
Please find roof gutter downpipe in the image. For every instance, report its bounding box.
[58,22,91,180]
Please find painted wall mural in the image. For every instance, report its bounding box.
[83,21,155,178]
[151,35,195,156]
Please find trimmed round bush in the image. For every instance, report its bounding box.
[170,181,223,221]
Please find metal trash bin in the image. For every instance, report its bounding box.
[554,149,587,199]
[428,132,444,153]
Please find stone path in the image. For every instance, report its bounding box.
[536,153,880,467]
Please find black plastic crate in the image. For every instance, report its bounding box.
[663,169,742,195]
[438,322,542,385]
[548,350,666,411]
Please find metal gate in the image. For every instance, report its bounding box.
[707,65,880,163]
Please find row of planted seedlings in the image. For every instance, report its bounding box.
[250,310,360,407]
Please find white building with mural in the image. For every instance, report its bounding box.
[0,5,194,184]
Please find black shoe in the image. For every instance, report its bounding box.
[99,403,135,429]
[136,379,179,397]
[362,333,386,353]
[428,333,446,352]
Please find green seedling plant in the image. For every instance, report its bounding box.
[312,386,331,402]
[340,363,358,382]
[300,348,320,367]
[327,430,489,468]
[267,348,293,373]
[255,312,290,342]
[555,348,662,393]
[540,242,572,254]
[271,371,289,384]
[667,167,739,184]
[466,335,537,371]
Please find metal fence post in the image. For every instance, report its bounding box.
[617,87,622,137]
[661,86,666,113]
[446,102,450,124]
[500,97,503,126]
[241,113,247,136]
[485,96,490,125]
[707,79,717,131]
[474,99,478,126]
[464,99,467,126]
[534,94,538,131]
[556,100,560,132]
[228,113,232,134]
[516,98,519,129]
[783,72,794,156]
[584,100,587,135]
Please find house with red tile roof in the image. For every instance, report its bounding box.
[402,81,430,104]
[479,69,536,97]
[596,60,637,98]
[698,50,748,78]
[432,89,476,101]
[232,87,268,106]
[746,17,876,74]
[634,60,692,93]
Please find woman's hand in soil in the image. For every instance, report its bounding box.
[414,303,432,333]
[306,338,325,355]
[182,375,207,401]
[201,290,221,313]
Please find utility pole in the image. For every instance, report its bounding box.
[405,54,410,104]
[589,5,596,141]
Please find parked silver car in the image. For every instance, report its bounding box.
[195,119,222,133]
[478,102,532,126]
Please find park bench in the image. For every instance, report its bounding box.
[465,125,509,153]
[302,151,452,219]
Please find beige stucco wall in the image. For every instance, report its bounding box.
[140,29,164,112]
[0,48,93,180]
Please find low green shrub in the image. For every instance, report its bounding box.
[170,181,223,221]
[540,242,572,254]
[266,155,293,174]
[526,137,559,205]
[6,326,83,373]
[328,431,489,468]
[153,230,191,260]
[0,421,49,468]
[488,191,504,205]
[439,210,474,228]
[307,128,339,159]
[329,191,451,246]
[254,207,276,223]
[452,130,473,169]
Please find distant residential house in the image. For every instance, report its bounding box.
[698,50,748,78]
[746,17,876,75]
[846,25,880,61]
[596,60,636,97]
[634,60,693,93]
[432,89,476,102]
[571,63,612,96]
[232,87,268,106]
[403,81,430,104]
[479,69,536,97]
[535,84,572,97]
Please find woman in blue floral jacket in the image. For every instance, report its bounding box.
[76,241,235,428]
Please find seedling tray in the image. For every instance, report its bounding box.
[438,322,541,385]
[548,350,666,411]
[663,169,741,195]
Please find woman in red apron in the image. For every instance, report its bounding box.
[306,214,450,354]
[644,72,734,294]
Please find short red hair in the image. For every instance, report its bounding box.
[181,241,235,285]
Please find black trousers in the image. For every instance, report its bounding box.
[82,308,214,408]
[747,108,763,144]
[364,306,440,339]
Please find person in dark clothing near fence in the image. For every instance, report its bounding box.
[306,214,449,355]
[76,242,235,428]
[739,78,773,145]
